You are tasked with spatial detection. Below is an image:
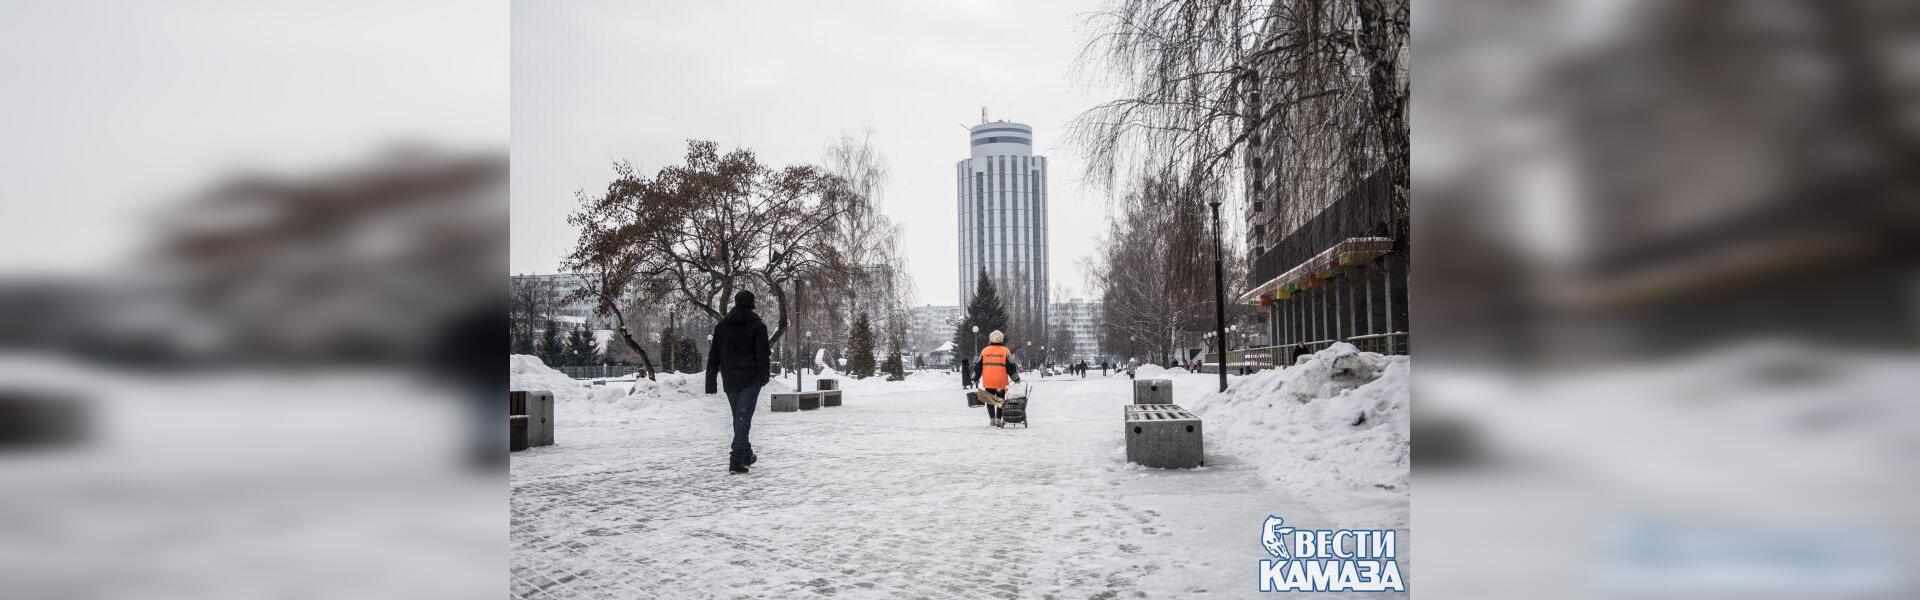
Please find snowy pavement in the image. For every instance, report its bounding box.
[510,367,1409,599]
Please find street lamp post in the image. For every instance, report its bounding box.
[969,324,980,377]
[1209,198,1228,393]
[794,277,805,391]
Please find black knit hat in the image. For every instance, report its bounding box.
[734,290,756,310]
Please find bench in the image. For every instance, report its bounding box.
[1132,379,1173,404]
[1123,404,1203,468]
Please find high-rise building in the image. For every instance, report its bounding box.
[956,118,1049,337]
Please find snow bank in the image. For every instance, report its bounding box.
[511,355,741,425]
[1186,343,1410,528]
[509,354,586,402]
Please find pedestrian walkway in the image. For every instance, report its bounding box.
[510,373,1376,599]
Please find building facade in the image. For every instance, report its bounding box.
[1048,298,1105,362]
[905,304,963,356]
[956,119,1049,338]
[1231,20,1411,363]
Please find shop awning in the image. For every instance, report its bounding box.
[1235,237,1394,305]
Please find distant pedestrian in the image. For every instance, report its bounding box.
[1101,361,1109,377]
[1125,357,1139,380]
[705,290,771,474]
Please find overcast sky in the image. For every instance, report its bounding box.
[512,0,1116,306]
[0,1,507,276]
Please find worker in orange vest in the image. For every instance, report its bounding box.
[971,330,1022,427]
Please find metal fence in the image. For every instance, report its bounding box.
[557,365,644,380]
[1214,332,1411,368]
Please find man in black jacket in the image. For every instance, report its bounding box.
[706,290,771,474]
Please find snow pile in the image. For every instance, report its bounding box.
[1276,342,1392,403]
[1131,363,1172,378]
[511,355,743,425]
[509,354,587,402]
[1186,343,1410,528]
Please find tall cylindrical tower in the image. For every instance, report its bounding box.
[956,120,1048,344]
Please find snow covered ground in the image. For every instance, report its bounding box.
[511,346,1411,598]
[1412,342,1918,599]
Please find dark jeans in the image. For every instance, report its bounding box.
[726,384,762,464]
[984,388,1004,420]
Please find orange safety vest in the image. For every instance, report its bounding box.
[978,344,1011,389]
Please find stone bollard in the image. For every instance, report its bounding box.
[798,391,822,410]
[770,392,803,412]
[821,390,842,407]
[509,390,555,449]
[1123,404,1204,468]
[1132,379,1174,404]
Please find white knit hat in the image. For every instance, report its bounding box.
[989,330,1005,343]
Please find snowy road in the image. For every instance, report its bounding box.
[511,370,1404,599]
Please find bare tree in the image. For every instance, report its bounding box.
[566,141,848,374]
[1088,173,1229,364]
[509,275,562,353]
[818,131,917,355]
[1072,0,1409,232]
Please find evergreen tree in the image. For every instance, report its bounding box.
[950,269,1010,354]
[539,319,565,366]
[512,330,535,356]
[566,325,598,367]
[883,335,905,381]
[674,335,703,373]
[847,311,876,378]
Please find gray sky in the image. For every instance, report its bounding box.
[0,1,507,276]
[512,0,1115,306]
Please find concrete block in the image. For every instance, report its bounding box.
[816,379,839,391]
[509,415,529,452]
[1124,404,1204,468]
[1132,379,1174,404]
[821,390,842,407]
[510,390,554,447]
[798,391,822,410]
[770,392,802,412]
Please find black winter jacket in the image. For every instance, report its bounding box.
[706,305,771,393]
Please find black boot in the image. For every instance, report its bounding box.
[745,452,758,466]
[729,462,749,474]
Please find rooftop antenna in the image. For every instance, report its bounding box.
[980,106,988,124]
